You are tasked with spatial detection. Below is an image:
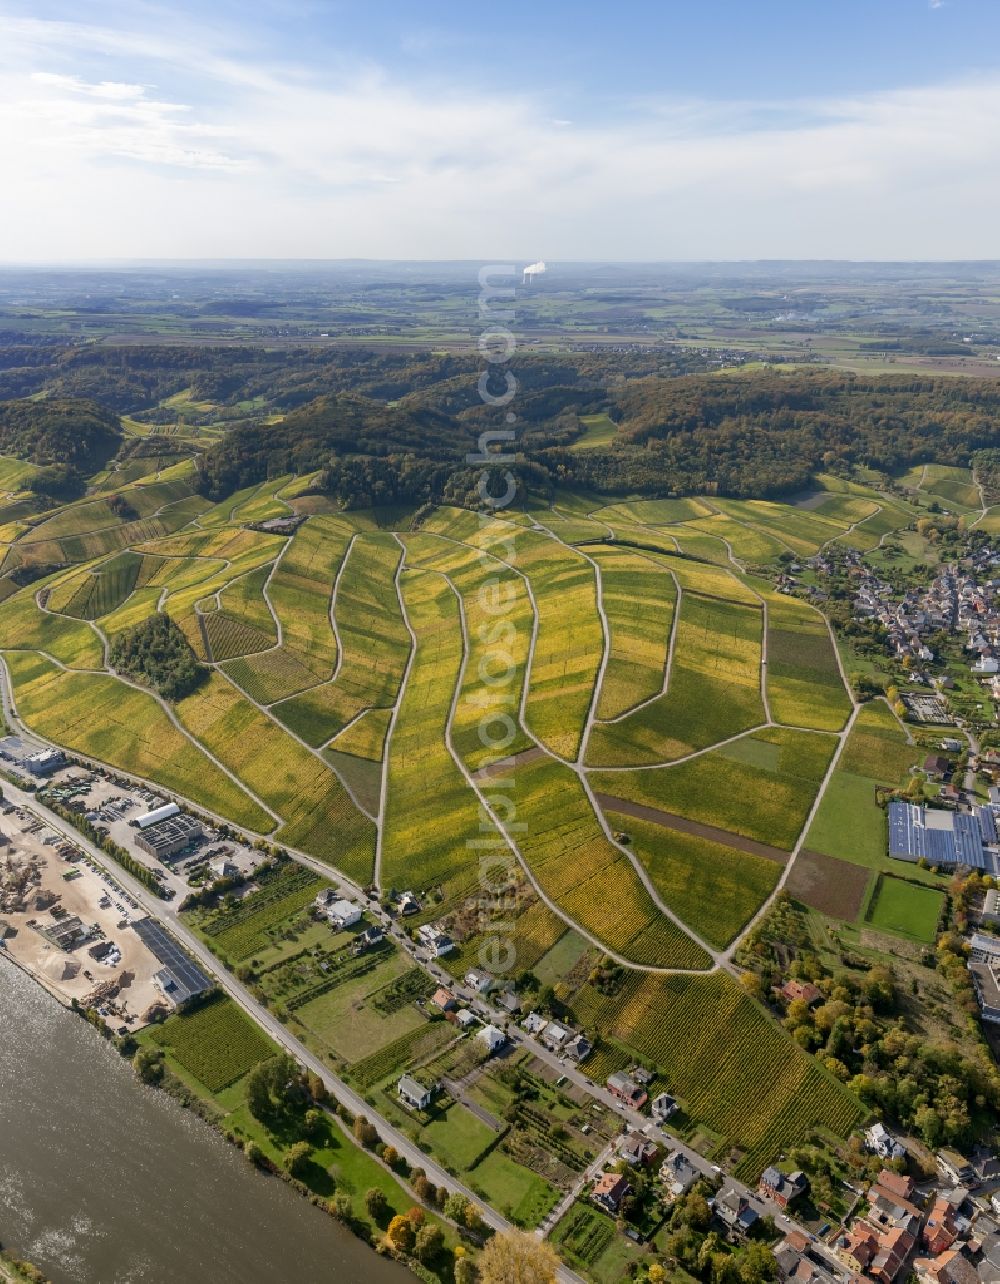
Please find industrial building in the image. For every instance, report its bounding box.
[39,914,87,950]
[136,803,180,830]
[135,813,202,860]
[25,747,66,776]
[887,801,990,869]
[132,917,210,1007]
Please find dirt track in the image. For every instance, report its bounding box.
[594,792,791,865]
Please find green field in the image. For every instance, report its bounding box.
[148,994,276,1091]
[586,591,764,765]
[570,412,619,451]
[865,875,945,942]
[594,726,838,851]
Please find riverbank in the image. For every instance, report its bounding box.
[0,1247,47,1284]
[0,954,414,1284]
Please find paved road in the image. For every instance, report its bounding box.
[408,955,853,1280]
[0,774,584,1284]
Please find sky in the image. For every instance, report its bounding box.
[1,0,999,262]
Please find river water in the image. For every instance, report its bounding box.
[0,956,411,1284]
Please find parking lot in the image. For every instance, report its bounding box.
[32,765,267,901]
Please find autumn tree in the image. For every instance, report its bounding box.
[477,1230,561,1284]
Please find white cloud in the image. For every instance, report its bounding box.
[0,11,998,259]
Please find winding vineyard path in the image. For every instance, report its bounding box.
[10,494,866,978]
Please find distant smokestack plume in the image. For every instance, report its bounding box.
[522,261,546,283]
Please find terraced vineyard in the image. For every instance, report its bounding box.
[0,456,896,1179]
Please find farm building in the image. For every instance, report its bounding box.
[780,979,823,1006]
[132,917,210,1007]
[887,802,987,868]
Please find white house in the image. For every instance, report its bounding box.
[327,899,362,930]
[522,1012,548,1036]
[417,923,455,956]
[464,970,493,994]
[540,1021,570,1051]
[652,1092,679,1123]
[477,1024,506,1055]
[865,1122,906,1162]
[397,1075,432,1111]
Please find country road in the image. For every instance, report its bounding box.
[0,768,585,1284]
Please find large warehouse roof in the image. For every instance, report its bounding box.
[887,801,989,869]
[132,918,211,1002]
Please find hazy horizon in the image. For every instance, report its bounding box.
[1,0,999,261]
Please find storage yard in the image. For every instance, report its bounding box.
[0,805,165,1029]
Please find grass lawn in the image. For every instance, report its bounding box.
[593,726,837,852]
[226,1101,457,1247]
[570,413,619,450]
[468,1150,560,1228]
[866,875,945,943]
[533,929,591,986]
[414,1100,497,1171]
[292,952,427,1063]
[804,771,887,867]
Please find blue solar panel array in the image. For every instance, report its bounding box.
[132,918,211,1002]
[887,801,989,869]
[977,806,999,845]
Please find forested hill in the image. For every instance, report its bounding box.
[195,393,477,504]
[0,397,122,471]
[194,371,1000,506]
[561,372,1000,497]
